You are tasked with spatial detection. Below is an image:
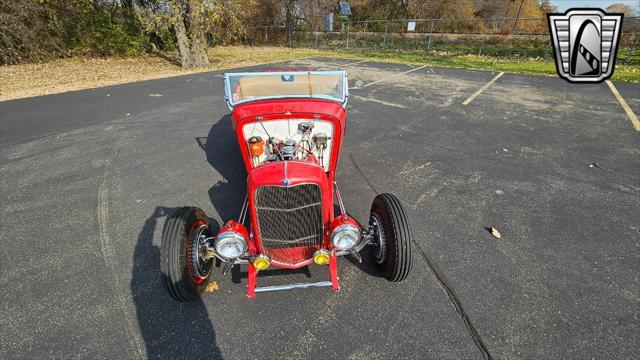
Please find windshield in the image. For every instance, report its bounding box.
[224,71,347,109]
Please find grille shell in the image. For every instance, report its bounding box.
[254,184,324,265]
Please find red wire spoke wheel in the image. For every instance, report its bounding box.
[161,207,215,302]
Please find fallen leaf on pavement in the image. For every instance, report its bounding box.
[204,281,219,292]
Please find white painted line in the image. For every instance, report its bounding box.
[345,59,368,66]
[362,65,427,88]
[406,65,427,73]
[605,80,640,132]
[351,95,407,108]
[462,72,505,105]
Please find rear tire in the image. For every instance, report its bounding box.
[370,194,413,282]
[161,207,214,302]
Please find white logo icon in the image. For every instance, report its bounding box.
[548,9,623,83]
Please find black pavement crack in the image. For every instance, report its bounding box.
[349,154,493,359]
[412,242,493,360]
[349,153,380,194]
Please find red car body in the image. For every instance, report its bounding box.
[229,99,350,297]
[161,71,412,302]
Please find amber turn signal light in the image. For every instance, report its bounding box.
[252,254,271,270]
[313,250,330,265]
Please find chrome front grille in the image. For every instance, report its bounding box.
[255,184,323,264]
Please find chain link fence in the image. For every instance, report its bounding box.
[241,17,640,65]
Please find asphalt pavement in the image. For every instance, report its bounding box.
[1,58,638,359]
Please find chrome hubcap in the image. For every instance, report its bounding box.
[371,214,387,264]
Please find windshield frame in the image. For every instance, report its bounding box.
[223,71,349,110]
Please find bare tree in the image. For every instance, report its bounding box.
[0,0,63,64]
[170,0,209,68]
[172,2,195,67]
[408,0,445,18]
[606,3,638,17]
[187,0,209,66]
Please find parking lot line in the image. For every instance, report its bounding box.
[362,65,427,88]
[605,80,640,132]
[351,94,407,108]
[462,72,504,105]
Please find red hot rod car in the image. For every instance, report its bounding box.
[161,71,412,300]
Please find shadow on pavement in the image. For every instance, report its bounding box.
[130,115,246,358]
[130,206,223,359]
[336,205,386,279]
[196,114,247,222]
[344,245,386,278]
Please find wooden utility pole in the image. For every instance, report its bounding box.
[505,0,513,18]
[512,0,525,34]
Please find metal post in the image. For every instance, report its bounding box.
[479,20,488,55]
[346,21,349,49]
[383,20,389,47]
[264,26,268,43]
[626,33,639,65]
[427,20,434,50]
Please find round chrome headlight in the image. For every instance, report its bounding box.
[214,232,247,260]
[331,224,360,250]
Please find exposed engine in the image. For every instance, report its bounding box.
[245,119,332,169]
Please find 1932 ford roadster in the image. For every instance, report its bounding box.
[161,71,412,300]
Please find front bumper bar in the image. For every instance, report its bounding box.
[254,281,333,293]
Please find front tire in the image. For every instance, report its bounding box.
[161,207,215,302]
[370,194,413,282]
